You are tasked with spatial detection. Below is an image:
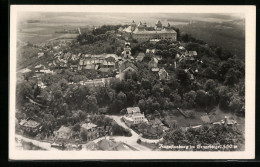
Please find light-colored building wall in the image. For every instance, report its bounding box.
[132,32,177,42]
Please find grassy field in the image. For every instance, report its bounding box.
[17,23,79,44]
[164,106,244,130]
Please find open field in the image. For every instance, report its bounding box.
[164,106,245,130]
[17,23,80,44]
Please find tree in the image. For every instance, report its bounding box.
[183,90,197,109]
[16,82,33,106]
[41,114,56,136]
[141,79,152,90]
[117,91,127,103]
[58,79,68,91]
[85,95,98,113]
[176,69,190,86]
[138,99,146,112]
[108,91,127,114]
[33,85,41,98]
[224,68,238,86]
[195,90,208,108]
[152,83,162,97]
[205,79,217,92]
[22,102,41,118]
[218,86,231,110]
[229,95,242,113]
[215,47,222,57]
[162,85,171,97]
[72,123,81,132]
[80,129,88,141]
[202,67,216,78]
[145,97,154,114]
[126,91,136,106]
[218,61,232,80]
[170,93,182,108]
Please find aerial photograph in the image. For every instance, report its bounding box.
[14,10,246,152]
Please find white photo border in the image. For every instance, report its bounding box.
[9,5,256,160]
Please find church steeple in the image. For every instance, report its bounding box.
[122,42,132,60]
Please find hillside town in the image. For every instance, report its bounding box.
[15,20,245,151]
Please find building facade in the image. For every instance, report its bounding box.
[120,21,177,42]
[123,107,148,126]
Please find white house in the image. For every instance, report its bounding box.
[123,107,148,126]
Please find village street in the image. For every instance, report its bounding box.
[15,115,163,151]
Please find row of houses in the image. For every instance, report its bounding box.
[78,54,119,70]
[68,77,114,87]
[51,51,121,72]
[136,48,170,80]
[54,123,112,141]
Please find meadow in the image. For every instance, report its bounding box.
[17,23,80,44]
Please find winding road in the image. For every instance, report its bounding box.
[104,115,163,151]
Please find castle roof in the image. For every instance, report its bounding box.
[127,107,141,114]
[132,28,176,34]
[123,26,133,33]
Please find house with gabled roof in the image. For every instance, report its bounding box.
[54,126,72,140]
[19,118,41,135]
[119,60,137,81]
[123,107,148,126]
[158,68,169,80]
[136,52,145,62]
[81,123,99,141]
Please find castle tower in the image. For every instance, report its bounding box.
[131,20,136,32]
[155,20,162,30]
[137,21,145,31]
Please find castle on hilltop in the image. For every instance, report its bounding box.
[118,20,177,42]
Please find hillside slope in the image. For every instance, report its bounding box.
[176,20,245,59]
